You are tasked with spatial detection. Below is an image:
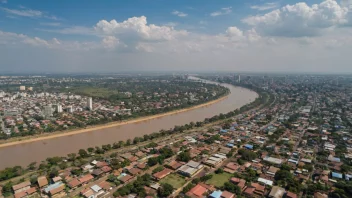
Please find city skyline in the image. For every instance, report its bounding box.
[1,0,352,73]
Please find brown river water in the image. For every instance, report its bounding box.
[0,79,258,169]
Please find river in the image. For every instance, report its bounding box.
[0,78,258,169]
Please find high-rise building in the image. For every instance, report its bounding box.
[56,104,63,113]
[87,97,93,110]
[238,75,241,83]
[43,105,53,118]
[19,86,26,91]
[67,106,73,113]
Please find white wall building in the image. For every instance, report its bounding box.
[87,97,93,110]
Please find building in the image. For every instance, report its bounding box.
[19,86,25,91]
[268,186,285,198]
[177,160,203,177]
[12,181,31,194]
[56,104,63,113]
[28,87,33,91]
[43,105,53,118]
[67,106,73,113]
[87,97,93,110]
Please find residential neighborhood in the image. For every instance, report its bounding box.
[0,74,352,198]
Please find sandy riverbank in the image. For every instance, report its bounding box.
[0,94,229,148]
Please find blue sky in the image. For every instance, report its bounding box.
[1,0,352,73]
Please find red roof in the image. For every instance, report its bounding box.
[153,168,173,180]
[187,184,208,197]
[287,191,298,198]
[68,178,81,188]
[101,166,112,173]
[79,174,94,183]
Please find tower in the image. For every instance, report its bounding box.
[87,97,93,110]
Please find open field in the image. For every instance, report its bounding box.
[206,172,232,188]
[159,174,187,189]
[64,87,119,98]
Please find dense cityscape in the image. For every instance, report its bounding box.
[0,74,351,198]
[0,75,228,140]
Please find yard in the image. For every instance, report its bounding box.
[159,174,187,189]
[205,172,233,188]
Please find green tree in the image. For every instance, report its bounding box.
[78,149,88,158]
[158,183,174,197]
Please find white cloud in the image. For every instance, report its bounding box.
[94,16,188,41]
[1,6,59,20]
[250,2,279,11]
[40,22,61,27]
[1,7,42,17]
[102,36,119,49]
[171,10,188,17]
[242,0,349,37]
[1,0,7,4]
[226,26,244,37]
[210,7,232,17]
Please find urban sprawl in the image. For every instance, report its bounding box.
[0,74,352,198]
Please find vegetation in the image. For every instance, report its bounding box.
[205,172,233,188]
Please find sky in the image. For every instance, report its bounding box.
[1,0,352,74]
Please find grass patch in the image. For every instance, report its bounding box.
[205,172,232,188]
[159,174,187,189]
[64,87,119,98]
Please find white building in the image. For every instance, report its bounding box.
[43,105,53,118]
[87,97,93,110]
[67,106,73,113]
[56,104,63,113]
[19,86,26,91]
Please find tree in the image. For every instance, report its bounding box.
[78,149,88,158]
[158,183,174,197]
[49,168,59,178]
[2,181,13,196]
[223,182,241,194]
[27,162,37,171]
[147,157,159,166]
[177,151,191,162]
[87,147,95,153]
[67,153,76,161]
[215,168,224,174]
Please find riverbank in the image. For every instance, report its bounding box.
[0,93,229,148]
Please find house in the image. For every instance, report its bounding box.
[178,161,203,177]
[166,161,183,170]
[12,181,31,194]
[92,169,104,177]
[37,176,49,188]
[268,186,285,198]
[101,165,112,173]
[186,183,214,198]
[243,183,265,197]
[332,172,343,179]
[153,168,173,180]
[119,174,134,183]
[14,187,36,198]
[263,157,283,165]
[224,162,239,174]
[244,144,254,150]
[79,174,94,184]
[286,191,298,198]
[209,190,223,198]
[314,192,328,198]
[44,182,65,196]
[230,178,246,192]
[68,178,81,189]
[221,191,235,198]
[266,166,280,176]
[128,168,142,176]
